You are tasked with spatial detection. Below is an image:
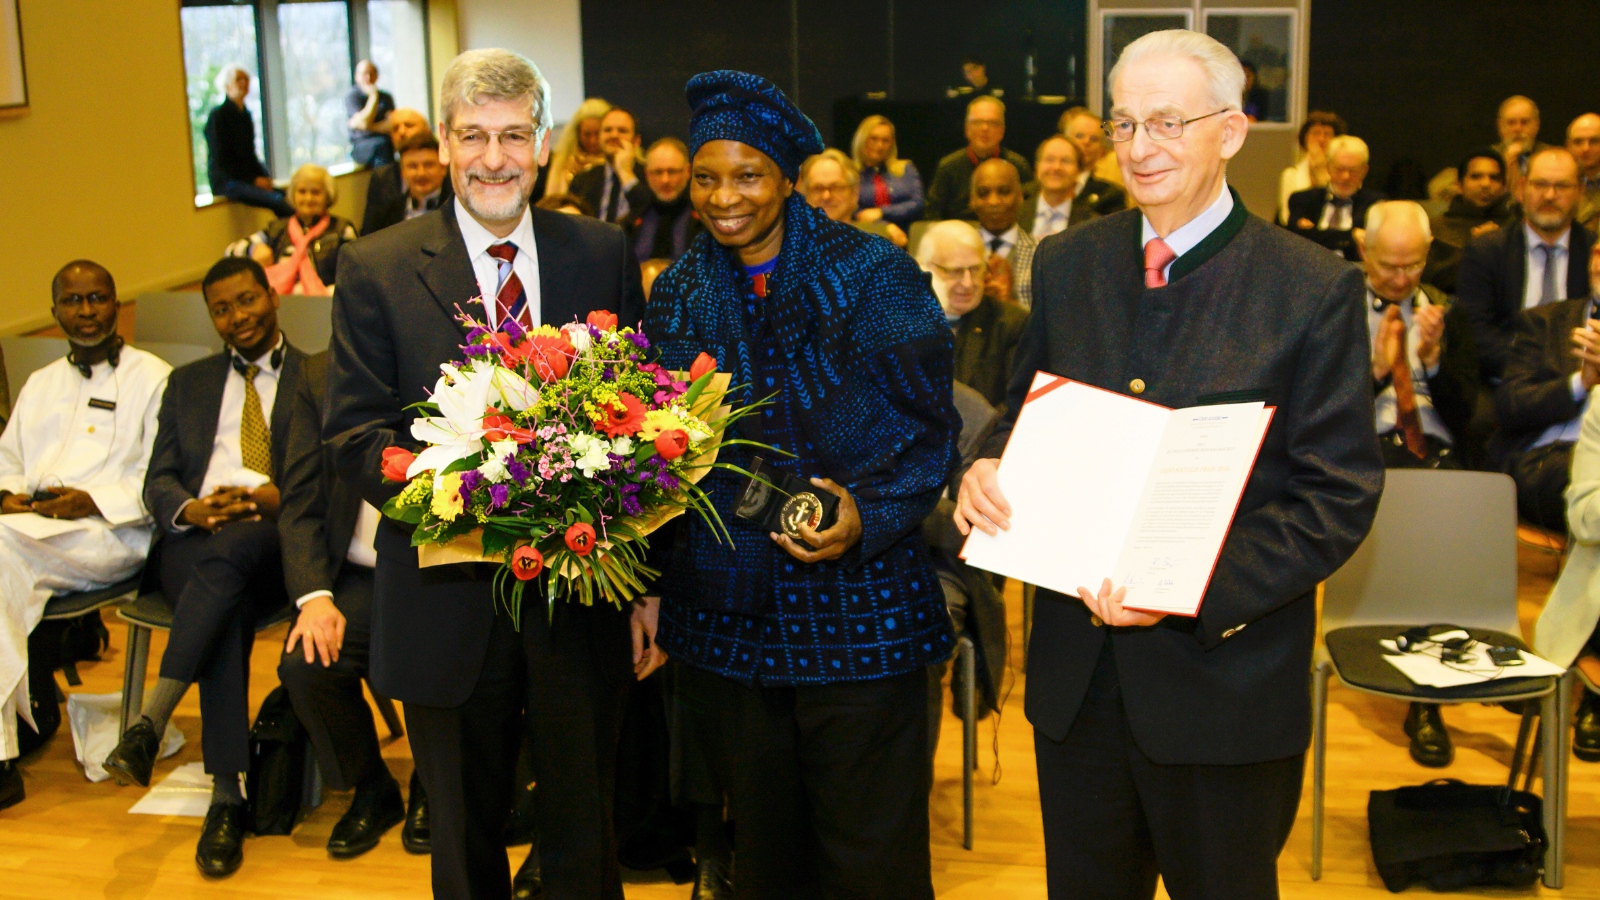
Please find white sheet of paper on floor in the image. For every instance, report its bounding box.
[1380,639,1567,689]
[65,691,184,783]
[128,762,214,817]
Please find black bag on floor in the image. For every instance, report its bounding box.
[1368,779,1545,892]
[246,685,309,835]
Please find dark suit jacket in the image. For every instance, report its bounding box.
[1494,296,1591,456]
[1018,193,1098,236]
[362,180,454,236]
[278,352,364,601]
[985,196,1382,765]
[1286,186,1384,261]
[1078,177,1128,218]
[361,163,404,235]
[952,295,1029,415]
[325,203,646,707]
[1458,222,1595,381]
[144,344,306,534]
[570,162,652,224]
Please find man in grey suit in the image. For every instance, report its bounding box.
[956,30,1382,899]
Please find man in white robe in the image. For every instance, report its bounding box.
[0,260,169,809]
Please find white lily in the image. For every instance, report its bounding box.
[491,367,541,411]
[407,363,496,479]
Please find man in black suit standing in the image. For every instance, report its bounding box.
[1287,134,1383,261]
[956,29,1382,898]
[1459,147,1594,384]
[103,256,305,878]
[324,49,648,900]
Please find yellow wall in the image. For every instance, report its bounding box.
[0,0,370,335]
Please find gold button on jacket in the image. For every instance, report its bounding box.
[1129,378,1146,394]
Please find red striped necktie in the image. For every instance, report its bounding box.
[486,242,532,330]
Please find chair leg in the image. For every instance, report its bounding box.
[1542,675,1571,889]
[372,692,404,739]
[120,624,150,734]
[1311,659,1331,881]
[960,634,976,851]
[302,753,324,812]
[1509,704,1537,789]
[1020,583,1034,673]
[1523,730,1543,794]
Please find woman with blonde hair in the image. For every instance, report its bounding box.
[237,163,358,295]
[851,114,925,227]
[543,97,612,197]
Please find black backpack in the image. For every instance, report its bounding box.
[1368,779,1545,891]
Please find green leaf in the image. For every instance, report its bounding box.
[441,455,480,475]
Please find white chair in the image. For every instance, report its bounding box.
[133,341,215,370]
[1312,469,1567,887]
[132,292,223,352]
[276,295,333,353]
[0,336,70,409]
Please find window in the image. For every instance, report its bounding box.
[1205,12,1295,124]
[178,0,431,206]
[1099,11,1192,112]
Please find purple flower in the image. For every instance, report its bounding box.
[503,318,526,343]
[626,332,650,350]
[619,483,643,516]
[506,458,531,485]
[654,470,680,491]
[488,483,510,510]
[460,469,484,491]
[462,342,494,357]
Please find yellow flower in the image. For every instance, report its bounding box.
[526,324,563,339]
[637,409,684,441]
[431,472,465,521]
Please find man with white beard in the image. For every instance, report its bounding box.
[0,260,169,810]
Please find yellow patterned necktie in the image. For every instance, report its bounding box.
[239,363,272,478]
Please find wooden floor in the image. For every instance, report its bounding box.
[3,541,1598,898]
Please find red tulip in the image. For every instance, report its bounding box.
[525,334,576,382]
[481,413,534,444]
[565,522,596,556]
[511,545,544,580]
[689,352,718,382]
[655,429,689,461]
[381,446,417,481]
[586,310,619,331]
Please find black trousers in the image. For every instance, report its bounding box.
[1035,644,1303,900]
[1508,441,1574,533]
[403,598,631,900]
[277,566,384,792]
[156,519,287,775]
[724,667,934,900]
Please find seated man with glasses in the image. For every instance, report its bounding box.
[917,219,1028,416]
[799,148,908,248]
[0,260,172,811]
[1286,134,1383,261]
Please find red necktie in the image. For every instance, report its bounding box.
[873,172,891,208]
[1144,238,1177,288]
[485,242,532,331]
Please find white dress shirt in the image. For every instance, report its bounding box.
[1365,288,1449,443]
[1523,223,1572,310]
[1032,195,1074,239]
[294,501,380,608]
[455,197,542,331]
[1140,180,1234,283]
[193,333,284,508]
[978,224,1021,259]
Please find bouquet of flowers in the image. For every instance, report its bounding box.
[379,308,761,621]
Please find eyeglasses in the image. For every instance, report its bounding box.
[1371,260,1427,278]
[449,128,540,151]
[1103,110,1228,142]
[931,263,986,283]
[55,292,115,309]
[1527,179,1579,194]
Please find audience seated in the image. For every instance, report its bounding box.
[362,133,450,235]
[1277,110,1346,224]
[535,192,594,217]
[1569,113,1600,234]
[799,149,908,248]
[542,97,612,199]
[1431,149,1515,250]
[624,137,702,263]
[275,350,415,859]
[234,164,358,296]
[204,65,292,217]
[851,115,926,227]
[360,108,430,232]
[1287,135,1382,261]
[1057,106,1128,215]
[345,59,397,169]
[1495,95,1550,190]
[1022,135,1095,239]
[0,261,171,811]
[1459,147,1593,383]
[918,220,1028,415]
[1496,240,1600,532]
[969,158,1036,309]
[569,106,649,224]
[103,257,304,878]
[926,96,1033,221]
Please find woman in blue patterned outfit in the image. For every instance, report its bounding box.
[643,71,960,899]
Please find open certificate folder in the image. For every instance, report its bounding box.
[961,373,1274,617]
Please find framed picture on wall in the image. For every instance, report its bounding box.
[1204,10,1298,127]
[1092,9,1193,115]
[0,0,26,117]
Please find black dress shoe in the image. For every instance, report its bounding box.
[1575,694,1600,762]
[692,852,733,900]
[0,760,23,812]
[1404,702,1454,768]
[195,802,248,878]
[401,770,430,855]
[328,777,406,859]
[512,847,545,900]
[104,718,160,788]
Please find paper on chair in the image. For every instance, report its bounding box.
[129,762,214,817]
[1381,646,1567,689]
[0,512,92,540]
[960,374,1272,617]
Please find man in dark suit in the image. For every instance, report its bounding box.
[1495,241,1600,532]
[956,31,1382,898]
[1058,106,1130,217]
[569,107,651,224]
[103,256,305,878]
[361,108,432,232]
[325,49,647,900]
[1459,147,1593,384]
[917,219,1029,415]
[1021,135,1098,241]
[925,96,1034,221]
[1287,134,1382,261]
[364,132,454,235]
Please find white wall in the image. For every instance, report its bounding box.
[455,0,585,122]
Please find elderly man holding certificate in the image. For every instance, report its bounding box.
[954,30,1383,899]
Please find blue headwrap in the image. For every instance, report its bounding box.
[686,70,824,182]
